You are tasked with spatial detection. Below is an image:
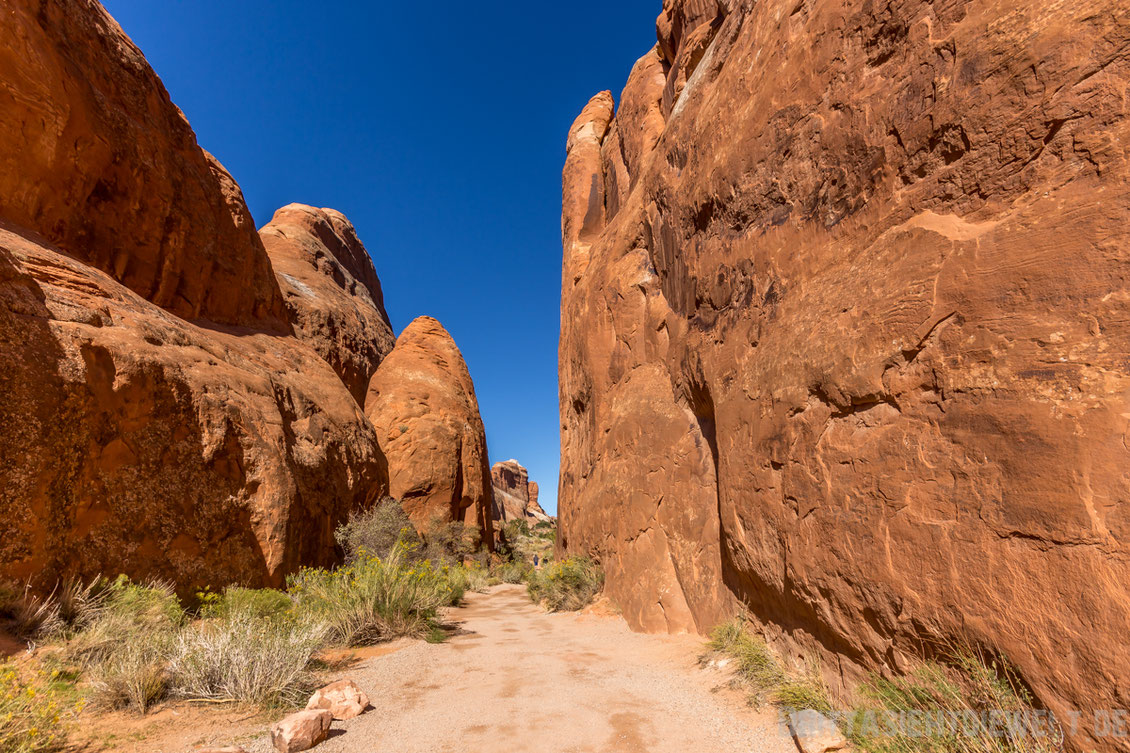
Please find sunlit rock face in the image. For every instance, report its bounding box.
[558,1,1130,748]
[0,0,390,592]
[491,460,551,525]
[364,316,496,547]
[261,203,397,404]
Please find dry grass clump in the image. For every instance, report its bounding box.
[493,560,532,584]
[0,579,107,642]
[846,645,1060,753]
[704,617,831,711]
[168,612,326,708]
[526,556,603,611]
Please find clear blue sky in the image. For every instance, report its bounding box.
[100,0,659,515]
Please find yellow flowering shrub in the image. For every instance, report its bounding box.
[0,665,79,753]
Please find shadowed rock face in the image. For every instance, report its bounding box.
[491,460,551,525]
[261,204,396,404]
[0,0,287,328]
[558,0,1130,747]
[0,222,385,591]
[0,0,390,592]
[365,317,496,547]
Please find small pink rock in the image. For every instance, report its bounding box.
[306,678,370,720]
[193,748,248,753]
[270,709,333,753]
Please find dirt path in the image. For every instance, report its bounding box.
[245,584,795,753]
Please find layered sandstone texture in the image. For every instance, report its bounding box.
[365,317,496,545]
[491,460,552,524]
[558,0,1130,747]
[0,0,389,591]
[261,204,396,404]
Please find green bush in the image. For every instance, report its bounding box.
[0,664,79,753]
[168,611,326,708]
[526,556,603,611]
[493,560,532,584]
[335,497,422,563]
[198,587,293,621]
[288,544,452,645]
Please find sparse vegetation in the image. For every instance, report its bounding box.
[844,645,1060,753]
[493,560,532,584]
[0,664,79,753]
[705,618,1058,753]
[1,499,495,744]
[288,543,456,645]
[168,611,326,708]
[526,556,603,611]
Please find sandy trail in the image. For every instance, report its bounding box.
[247,584,795,753]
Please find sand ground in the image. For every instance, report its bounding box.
[70,585,795,753]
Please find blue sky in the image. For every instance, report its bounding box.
[100,0,659,514]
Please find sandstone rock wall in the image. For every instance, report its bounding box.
[261,204,396,404]
[491,460,551,525]
[0,0,286,328]
[558,0,1130,747]
[0,0,392,592]
[365,317,496,546]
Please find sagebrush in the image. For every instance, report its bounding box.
[526,556,602,611]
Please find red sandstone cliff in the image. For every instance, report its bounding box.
[0,0,491,591]
[261,204,397,404]
[365,317,496,546]
[558,1,1130,749]
[491,460,552,525]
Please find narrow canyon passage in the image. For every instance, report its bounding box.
[249,586,796,753]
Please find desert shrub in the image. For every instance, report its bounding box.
[288,544,451,645]
[0,664,80,753]
[64,577,182,667]
[704,618,830,710]
[845,646,1059,753]
[526,556,603,611]
[440,565,469,606]
[0,579,107,641]
[421,519,480,566]
[168,612,326,708]
[86,631,172,714]
[198,587,293,621]
[463,563,492,593]
[335,497,422,563]
[493,560,531,584]
[503,519,530,541]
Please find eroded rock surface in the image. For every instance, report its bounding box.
[0,0,388,592]
[0,223,383,591]
[365,317,495,545]
[0,0,286,327]
[492,460,551,524]
[261,204,396,404]
[558,0,1130,747]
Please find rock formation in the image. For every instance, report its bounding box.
[558,0,1130,748]
[0,0,389,592]
[365,317,495,546]
[261,204,396,404]
[491,460,551,524]
[0,0,287,328]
